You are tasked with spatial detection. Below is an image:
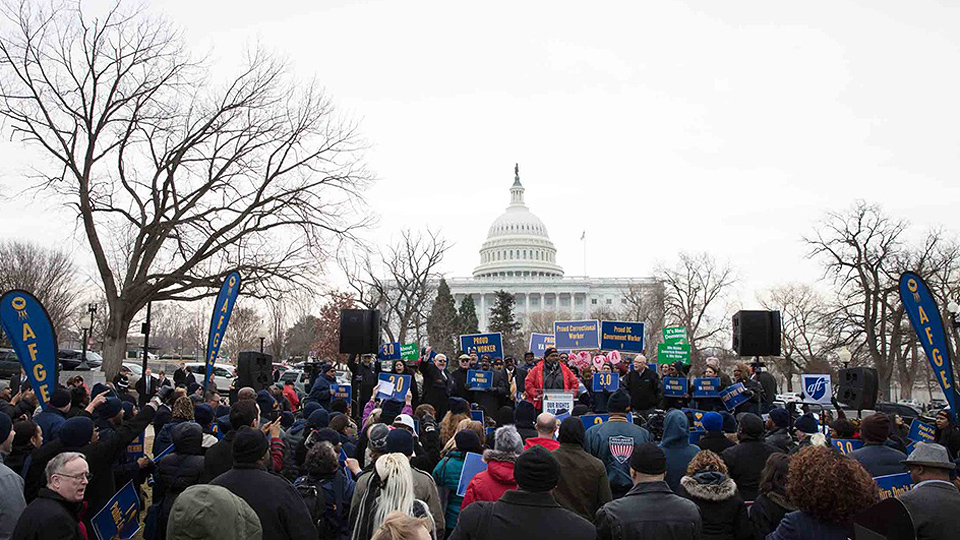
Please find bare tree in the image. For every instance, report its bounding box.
[0,2,371,377]
[0,240,80,335]
[522,310,572,336]
[655,253,736,367]
[621,281,666,357]
[342,230,449,343]
[223,305,263,359]
[759,283,834,391]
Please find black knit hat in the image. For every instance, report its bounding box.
[630,442,666,475]
[50,388,71,408]
[448,397,470,416]
[557,416,585,446]
[232,426,269,464]
[738,413,765,438]
[607,389,631,413]
[381,399,404,425]
[514,446,560,492]
[455,429,483,455]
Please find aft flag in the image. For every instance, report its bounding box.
[205,271,241,391]
[0,291,58,407]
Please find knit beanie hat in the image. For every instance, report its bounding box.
[515,401,537,425]
[795,413,820,435]
[50,388,71,408]
[720,412,738,434]
[385,428,414,456]
[739,413,765,438]
[121,401,135,419]
[769,408,790,429]
[232,426,268,464]
[448,397,470,416]
[194,403,215,427]
[607,389,631,413]
[90,383,112,400]
[314,428,341,447]
[514,446,560,492]
[701,411,723,432]
[367,423,391,453]
[493,425,523,455]
[557,416,585,446]
[572,404,589,417]
[302,401,321,419]
[630,442,666,475]
[0,413,11,443]
[307,408,330,429]
[455,429,483,455]
[496,406,515,427]
[59,417,94,448]
[859,413,891,444]
[97,397,123,419]
[381,399,404,425]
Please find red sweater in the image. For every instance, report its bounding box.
[523,436,560,452]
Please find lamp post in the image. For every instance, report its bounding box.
[259,336,265,354]
[837,347,852,370]
[78,303,97,370]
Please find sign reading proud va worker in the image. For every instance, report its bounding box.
[467,370,494,390]
[600,321,645,353]
[554,320,600,350]
[0,291,58,406]
[459,333,503,359]
[529,333,555,355]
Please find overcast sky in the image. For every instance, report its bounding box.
[1,0,959,309]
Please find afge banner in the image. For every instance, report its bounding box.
[0,291,58,406]
[205,271,241,390]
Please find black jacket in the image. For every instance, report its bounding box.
[347,356,378,406]
[721,438,783,502]
[935,424,960,459]
[420,360,452,417]
[595,480,701,540]
[698,431,736,455]
[677,472,753,540]
[134,376,159,408]
[450,489,594,540]
[624,368,661,412]
[210,463,317,540]
[764,428,795,454]
[471,370,507,418]
[450,368,472,402]
[749,491,795,539]
[11,488,84,540]
[152,422,205,539]
[202,429,236,482]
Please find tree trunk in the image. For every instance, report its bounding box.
[101,310,133,380]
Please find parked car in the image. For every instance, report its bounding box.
[58,349,103,370]
[0,349,21,378]
[184,362,236,391]
[876,402,923,425]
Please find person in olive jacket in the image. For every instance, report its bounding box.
[551,417,612,521]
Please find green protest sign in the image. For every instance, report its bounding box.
[662,326,688,345]
[400,343,419,363]
[657,343,691,365]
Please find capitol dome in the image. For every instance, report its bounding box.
[473,166,564,279]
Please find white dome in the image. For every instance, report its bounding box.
[472,166,564,279]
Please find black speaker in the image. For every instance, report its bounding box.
[837,367,879,410]
[237,351,273,392]
[339,309,380,354]
[732,310,782,357]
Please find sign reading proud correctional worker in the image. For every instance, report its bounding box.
[600,321,645,353]
[554,320,600,350]
[459,333,504,359]
[0,290,58,406]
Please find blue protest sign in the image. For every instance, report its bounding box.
[125,433,145,461]
[900,272,959,420]
[485,426,495,439]
[467,370,494,390]
[91,480,140,540]
[907,418,936,442]
[470,410,484,423]
[874,473,913,500]
[153,443,175,461]
[0,291,58,406]
[682,408,706,431]
[377,373,411,401]
[832,439,864,455]
[331,384,352,402]
[689,431,703,445]
[719,383,750,411]
[529,333,555,356]
[581,414,610,427]
[600,321,645,353]
[663,377,688,398]
[459,333,503,359]
[905,441,917,455]
[457,451,487,496]
[379,342,401,360]
[204,271,241,390]
[592,372,619,392]
[553,320,600,350]
[692,378,721,398]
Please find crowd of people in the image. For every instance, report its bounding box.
[0,347,958,539]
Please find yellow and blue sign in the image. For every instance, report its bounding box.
[467,370,493,390]
[720,382,750,411]
[459,333,503,359]
[554,320,600,350]
[592,372,619,392]
[663,376,688,397]
[204,271,241,390]
[0,290,58,406]
[875,473,913,500]
[125,433,145,461]
[682,408,706,431]
[91,480,140,540]
[900,271,959,420]
[832,438,864,455]
[377,373,411,401]
[907,418,936,442]
[600,321,645,353]
[470,410,485,423]
[379,342,401,360]
[529,333,555,356]
[331,384,352,402]
[692,378,721,398]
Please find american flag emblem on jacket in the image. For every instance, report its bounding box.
[608,435,634,464]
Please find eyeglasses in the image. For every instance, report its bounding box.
[55,472,92,482]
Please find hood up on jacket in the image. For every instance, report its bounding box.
[680,471,738,501]
[661,409,691,448]
[482,449,517,484]
[172,421,204,455]
[167,484,263,540]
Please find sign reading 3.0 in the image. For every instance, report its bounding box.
[592,372,619,392]
[377,373,411,401]
[380,342,401,360]
[554,320,600,350]
[459,333,503,359]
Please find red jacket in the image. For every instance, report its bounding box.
[523,437,560,452]
[460,454,517,510]
[282,386,299,409]
[524,361,580,409]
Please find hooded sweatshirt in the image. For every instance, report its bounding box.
[166,484,263,540]
[659,410,700,493]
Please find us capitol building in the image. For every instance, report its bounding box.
[448,166,658,331]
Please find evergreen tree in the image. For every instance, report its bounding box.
[488,290,523,358]
[457,295,480,338]
[427,278,459,354]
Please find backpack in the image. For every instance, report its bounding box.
[295,473,346,540]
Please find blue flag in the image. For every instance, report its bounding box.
[0,291,58,407]
[91,480,141,539]
[205,271,241,390]
[899,272,959,420]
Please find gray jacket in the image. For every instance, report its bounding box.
[898,480,960,540]
[0,460,26,540]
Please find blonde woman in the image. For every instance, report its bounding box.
[350,453,437,540]
[372,511,432,540]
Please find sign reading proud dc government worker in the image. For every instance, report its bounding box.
[592,372,619,392]
[529,333,555,356]
[459,333,503,359]
[467,370,494,390]
[377,373,411,401]
[0,290,58,406]
[554,320,600,350]
[692,378,721,398]
[719,382,750,411]
[600,321,645,353]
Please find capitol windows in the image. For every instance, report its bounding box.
[591,298,598,305]
[606,298,612,305]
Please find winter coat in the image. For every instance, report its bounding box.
[202,429,235,483]
[677,471,753,540]
[523,361,579,409]
[420,360,452,418]
[152,416,189,456]
[307,374,334,410]
[0,461,26,540]
[551,441,612,521]
[432,451,467,531]
[515,423,538,442]
[750,491,795,539]
[166,484,263,540]
[10,488,84,540]
[348,356,378,406]
[720,437,783,502]
[660,410,700,493]
[585,416,653,496]
[210,463,317,540]
[449,490,595,540]
[698,430,736,455]
[766,510,852,540]
[471,370,507,418]
[450,368,472,402]
[94,417,140,496]
[34,407,66,445]
[281,421,309,480]
[523,436,560,452]
[849,442,906,477]
[5,441,34,479]
[293,470,355,540]
[624,367,661,413]
[764,428,795,454]
[151,422,205,540]
[350,463,444,540]
[460,450,517,509]
[898,479,960,540]
[935,423,960,459]
[595,480,702,540]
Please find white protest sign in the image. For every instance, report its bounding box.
[543,391,575,416]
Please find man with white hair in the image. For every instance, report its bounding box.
[12,452,88,539]
[623,355,661,418]
[420,352,452,418]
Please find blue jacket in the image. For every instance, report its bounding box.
[585,416,652,493]
[767,510,851,540]
[432,451,467,531]
[35,407,66,445]
[307,375,334,409]
[659,410,700,493]
[849,442,906,478]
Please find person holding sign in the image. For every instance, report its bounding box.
[524,348,579,410]
[591,361,616,413]
[934,409,960,459]
[469,358,507,419]
[306,363,337,410]
[390,360,421,410]
[419,353,452,418]
[898,442,960,540]
[460,426,523,509]
[11,452,88,540]
[622,355,661,419]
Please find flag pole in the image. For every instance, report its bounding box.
[582,230,586,276]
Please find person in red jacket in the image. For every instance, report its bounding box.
[523,412,561,451]
[524,348,580,409]
[461,425,524,509]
